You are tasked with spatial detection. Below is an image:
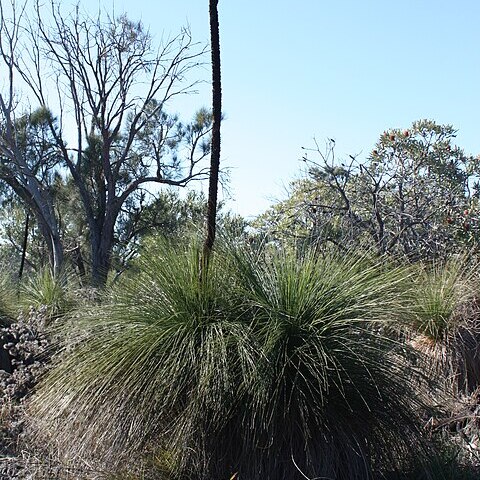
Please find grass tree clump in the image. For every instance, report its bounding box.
[19,267,76,319]
[0,272,18,325]
[410,256,480,393]
[225,246,434,480]
[30,240,435,479]
[30,240,256,477]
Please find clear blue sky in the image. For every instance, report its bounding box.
[54,1,480,217]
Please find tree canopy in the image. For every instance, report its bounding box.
[255,119,479,260]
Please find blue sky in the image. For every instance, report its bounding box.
[51,1,480,217]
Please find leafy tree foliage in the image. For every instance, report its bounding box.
[0,102,64,272]
[116,189,248,272]
[256,120,479,260]
[0,185,247,281]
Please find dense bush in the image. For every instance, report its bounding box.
[255,120,478,262]
[27,240,441,479]
[19,268,76,319]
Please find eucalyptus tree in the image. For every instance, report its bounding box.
[0,3,64,275]
[0,0,211,285]
[0,100,64,272]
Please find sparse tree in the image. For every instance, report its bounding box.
[0,1,64,274]
[0,0,211,285]
[258,120,479,260]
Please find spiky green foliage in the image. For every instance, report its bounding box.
[19,267,74,318]
[30,240,254,476]
[225,246,433,480]
[30,241,435,479]
[412,256,477,340]
[410,256,480,393]
[0,272,18,325]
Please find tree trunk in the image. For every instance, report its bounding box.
[91,250,111,287]
[6,180,64,275]
[51,232,64,275]
[203,0,222,258]
[72,245,86,278]
[18,212,29,279]
[90,212,116,287]
[90,231,107,287]
[35,213,64,275]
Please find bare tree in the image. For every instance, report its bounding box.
[0,1,64,273]
[1,0,210,285]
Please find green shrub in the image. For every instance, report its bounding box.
[411,256,476,340]
[30,240,250,476]
[30,240,436,479]
[19,267,75,318]
[0,272,18,325]
[225,246,433,479]
[410,256,480,393]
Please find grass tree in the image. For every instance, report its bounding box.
[19,267,74,319]
[29,240,254,475]
[225,246,434,479]
[29,240,437,479]
[410,256,480,394]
